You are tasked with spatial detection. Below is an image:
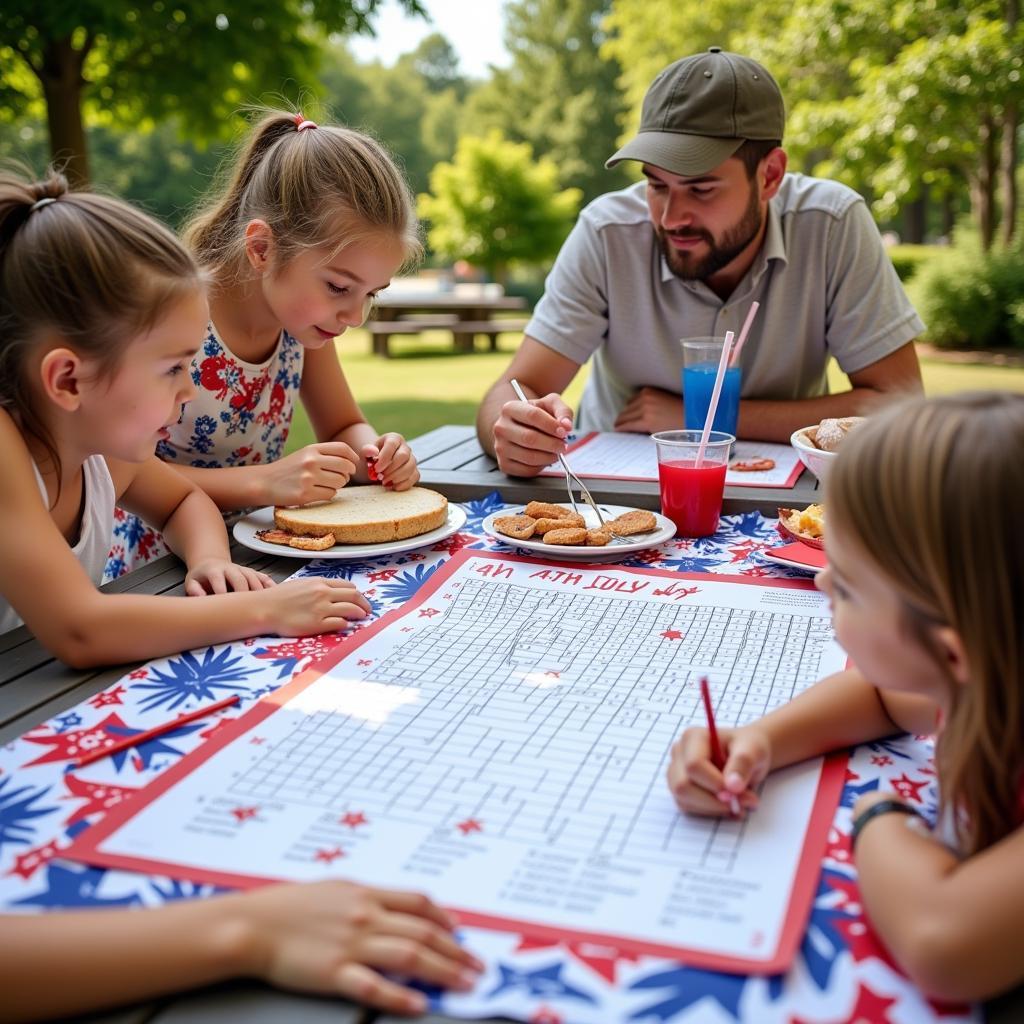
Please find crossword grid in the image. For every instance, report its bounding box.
[231,579,833,869]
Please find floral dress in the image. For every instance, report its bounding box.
[106,321,304,579]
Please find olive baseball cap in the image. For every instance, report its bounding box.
[606,47,785,176]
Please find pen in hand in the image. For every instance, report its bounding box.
[699,676,742,816]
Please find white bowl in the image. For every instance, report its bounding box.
[790,425,837,482]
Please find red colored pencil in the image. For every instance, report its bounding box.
[73,694,241,768]
[699,676,740,814]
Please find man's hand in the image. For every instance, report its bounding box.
[492,393,574,476]
[613,387,684,434]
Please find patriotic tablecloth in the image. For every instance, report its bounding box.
[0,493,972,1024]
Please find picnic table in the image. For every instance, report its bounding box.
[0,445,1019,1023]
[367,292,529,357]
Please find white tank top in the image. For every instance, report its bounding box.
[0,455,116,634]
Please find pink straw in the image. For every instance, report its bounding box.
[696,330,734,466]
[728,300,760,368]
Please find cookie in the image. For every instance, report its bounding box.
[586,529,612,546]
[524,501,575,520]
[607,509,657,536]
[544,527,588,546]
[532,513,586,534]
[493,514,537,540]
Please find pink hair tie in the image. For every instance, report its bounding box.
[294,112,318,132]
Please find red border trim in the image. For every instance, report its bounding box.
[68,551,843,975]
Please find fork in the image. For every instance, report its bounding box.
[509,379,607,529]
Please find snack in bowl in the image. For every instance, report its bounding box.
[809,416,864,452]
[791,416,865,481]
[272,486,448,545]
[777,504,825,549]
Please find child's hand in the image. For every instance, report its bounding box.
[667,725,770,817]
[363,434,419,491]
[260,578,371,636]
[261,443,359,507]
[226,880,483,1014]
[185,559,274,596]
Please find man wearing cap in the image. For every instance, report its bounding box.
[476,48,924,476]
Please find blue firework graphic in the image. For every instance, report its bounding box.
[13,862,144,910]
[651,553,729,573]
[151,878,229,902]
[463,491,506,530]
[130,646,259,712]
[626,963,751,1020]
[0,776,56,854]
[718,510,773,540]
[298,560,380,580]
[377,562,443,603]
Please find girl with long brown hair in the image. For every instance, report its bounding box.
[110,109,423,574]
[667,391,1024,1001]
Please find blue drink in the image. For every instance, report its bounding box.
[683,363,742,436]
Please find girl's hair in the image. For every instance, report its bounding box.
[184,110,422,280]
[0,167,203,482]
[828,391,1024,855]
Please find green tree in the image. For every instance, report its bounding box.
[418,130,582,284]
[0,0,425,185]
[465,0,630,204]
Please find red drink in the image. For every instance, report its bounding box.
[658,459,728,537]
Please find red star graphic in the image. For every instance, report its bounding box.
[728,540,763,563]
[128,669,149,680]
[844,767,861,782]
[870,754,893,766]
[515,937,642,984]
[890,773,928,803]
[89,685,126,707]
[21,714,130,767]
[368,568,399,582]
[456,818,482,835]
[199,716,237,741]
[740,565,772,577]
[529,1008,563,1024]
[231,805,260,822]
[419,607,440,617]
[660,629,684,640]
[253,635,341,666]
[7,839,62,880]
[314,846,345,864]
[633,549,664,564]
[340,811,368,829]
[432,533,474,555]
[407,553,425,561]
[364,588,377,597]
[62,774,140,826]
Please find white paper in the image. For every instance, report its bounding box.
[92,555,845,963]
[541,432,803,488]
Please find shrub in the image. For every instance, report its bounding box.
[887,244,937,282]
[908,239,1024,350]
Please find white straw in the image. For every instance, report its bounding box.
[728,300,760,368]
[696,330,734,466]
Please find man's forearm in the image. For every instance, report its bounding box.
[477,378,521,457]
[737,385,921,443]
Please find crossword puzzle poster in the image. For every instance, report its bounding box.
[70,551,847,974]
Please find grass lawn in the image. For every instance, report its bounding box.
[284,329,1024,452]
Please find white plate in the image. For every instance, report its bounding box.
[233,503,468,560]
[482,503,675,563]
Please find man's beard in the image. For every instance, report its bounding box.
[659,183,763,281]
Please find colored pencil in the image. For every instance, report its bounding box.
[73,694,241,768]
[699,676,741,815]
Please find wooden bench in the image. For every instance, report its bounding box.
[365,316,530,356]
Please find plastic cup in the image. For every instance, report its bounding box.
[682,337,742,437]
[652,429,735,537]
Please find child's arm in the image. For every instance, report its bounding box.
[0,417,370,667]
[0,880,483,1021]
[300,344,420,491]
[113,455,271,594]
[667,668,937,816]
[853,796,1024,1001]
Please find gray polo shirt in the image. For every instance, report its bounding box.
[525,175,924,432]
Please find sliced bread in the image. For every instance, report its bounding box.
[274,486,448,544]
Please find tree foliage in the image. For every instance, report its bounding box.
[418,130,582,283]
[0,0,425,183]
[465,0,630,204]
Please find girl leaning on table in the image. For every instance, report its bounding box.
[0,170,482,1019]
[668,391,1024,1003]
[109,109,422,577]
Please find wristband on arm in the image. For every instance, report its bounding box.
[851,799,921,848]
